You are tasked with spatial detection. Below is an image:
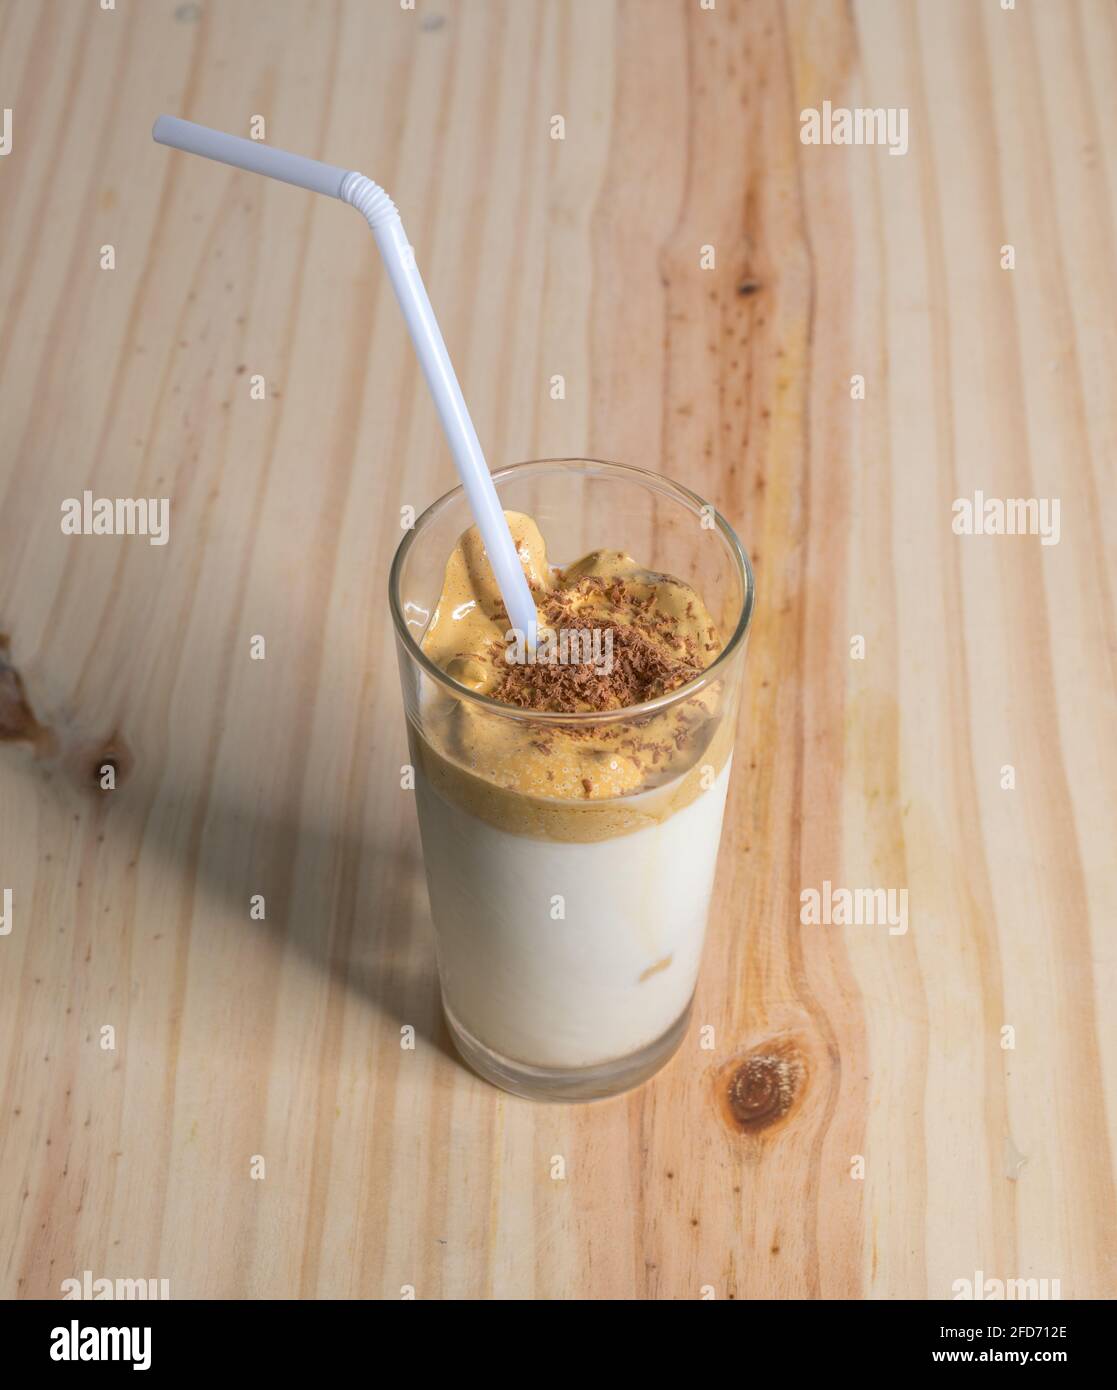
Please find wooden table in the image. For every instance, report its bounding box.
[2,0,1114,1300]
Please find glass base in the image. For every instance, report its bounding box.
[443,997,693,1102]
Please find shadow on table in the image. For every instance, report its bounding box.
[0,647,458,1067]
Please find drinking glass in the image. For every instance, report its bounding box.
[390,459,754,1101]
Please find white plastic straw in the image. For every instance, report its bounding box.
[152,115,538,645]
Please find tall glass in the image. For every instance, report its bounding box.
[390,459,754,1101]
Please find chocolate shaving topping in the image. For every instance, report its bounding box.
[488,575,708,714]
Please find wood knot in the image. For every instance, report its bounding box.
[0,635,50,750]
[719,1038,807,1134]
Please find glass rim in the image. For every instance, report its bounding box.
[387,457,755,727]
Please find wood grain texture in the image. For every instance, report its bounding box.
[1,0,1115,1300]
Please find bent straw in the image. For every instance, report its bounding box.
[152,115,538,645]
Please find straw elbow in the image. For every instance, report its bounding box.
[339,171,400,230]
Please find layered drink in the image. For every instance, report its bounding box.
[391,460,752,1100]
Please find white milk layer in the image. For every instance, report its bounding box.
[414,759,732,1070]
